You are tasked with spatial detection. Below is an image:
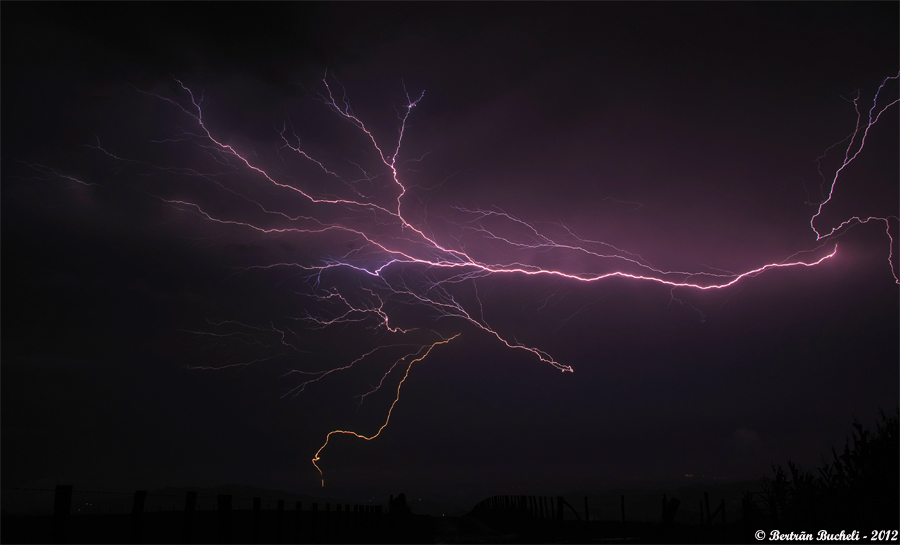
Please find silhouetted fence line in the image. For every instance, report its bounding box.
[5,484,758,543]
[2,484,391,543]
[471,490,743,542]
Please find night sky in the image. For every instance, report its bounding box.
[3,2,898,510]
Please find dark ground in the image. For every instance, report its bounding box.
[0,510,751,544]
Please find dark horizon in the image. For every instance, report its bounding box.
[2,1,897,522]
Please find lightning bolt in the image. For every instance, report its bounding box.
[310,333,460,487]
[44,71,898,485]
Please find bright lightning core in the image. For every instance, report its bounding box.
[67,72,900,485]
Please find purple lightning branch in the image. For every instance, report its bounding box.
[75,72,899,484]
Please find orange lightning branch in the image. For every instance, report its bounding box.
[311,333,461,486]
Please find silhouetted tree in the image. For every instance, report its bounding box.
[762,408,899,529]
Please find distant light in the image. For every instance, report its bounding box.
[685,474,694,478]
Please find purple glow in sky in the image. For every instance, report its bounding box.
[79,70,898,485]
[3,2,898,508]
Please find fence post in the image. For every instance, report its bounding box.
[704,491,711,523]
[700,499,705,541]
[325,504,331,543]
[182,491,197,544]
[721,499,727,540]
[252,497,261,544]
[52,484,73,543]
[311,503,318,543]
[131,490,147,544]
[661,494,666,523]
[621,495,626,538]
[275,500,284,543]
[217,494,232,544]
[584,496,590,529]
[294,501,302,544]
[344,504,350,538]
[276,499,284,544]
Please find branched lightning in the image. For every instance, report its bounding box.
[49,71,898,485]
[310,333,459,486]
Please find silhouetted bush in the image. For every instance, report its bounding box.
[762,408,899,530]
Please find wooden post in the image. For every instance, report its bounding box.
[217,495,232,544]
[294,501,302,544]
[621,495,626,538]
[661,495,680,526]
[661,494,666,523]
[584,496,590,528]
[384,494,392,535]
[337,504,343,541]
[252,497,261,544]
[274,499,284,544]
[131,490,147,544]
[311,503,318,543]
[700,499,705,542]
[52,484,73,543]
[182,491,197,544]
[721,499,727,540]
[325,504,330,543]
[704,491,711,523]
